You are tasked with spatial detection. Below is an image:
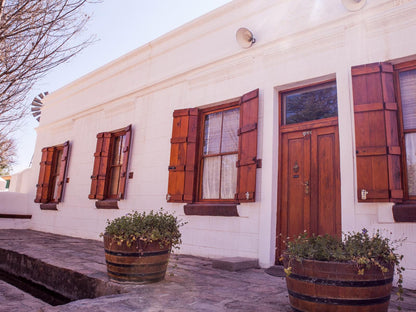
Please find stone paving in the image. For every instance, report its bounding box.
[0,229,415,312]
[0,280,48,312]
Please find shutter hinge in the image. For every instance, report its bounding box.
[256,159,262,168]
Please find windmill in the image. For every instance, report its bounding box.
[31,92,48,122]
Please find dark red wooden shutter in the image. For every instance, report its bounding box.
[56,141,70,202]
[34,147,54,203]
[167,108,198,203]
[118,125,132,199]
[352,62,403,202]
[35,148,48,203]
[236,89,259,202]
[89,132,111,200]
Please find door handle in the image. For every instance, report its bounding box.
[304,181,309,195]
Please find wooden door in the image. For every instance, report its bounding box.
[276,119,341,260]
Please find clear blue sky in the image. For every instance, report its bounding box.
[12,0,231,173]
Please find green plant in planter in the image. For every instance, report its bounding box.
[101,208,186,250]
[101,209,186,283]
[283,229,405,311]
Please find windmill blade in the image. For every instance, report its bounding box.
[31,92,48,122]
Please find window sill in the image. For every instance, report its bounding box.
[95,200,119,209]
[40,203,58,210]
[0,214,32,219]
[184,203,239,217]
[392,203,416,222]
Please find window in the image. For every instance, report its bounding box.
[396,63,416,199]
[201,107,239,200]
[167,89,259,216]
[88,125,132,202]
[282,81,338,125]
[391,60,416,222]
[34,141,70,207]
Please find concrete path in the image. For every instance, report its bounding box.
[0,229,414,312]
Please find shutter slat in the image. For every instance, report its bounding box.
[352,62,403,202]
[236,89,259,202]
[34,148,48,203]
[56,141,70,202]
[96,133,111,200]
[89,132,111,199]
[41,147,55,203]
[167,108,198,203]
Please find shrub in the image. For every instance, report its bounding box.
[284,229,405,303]
[101,208,186,250]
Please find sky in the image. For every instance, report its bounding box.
[11,0,231,173]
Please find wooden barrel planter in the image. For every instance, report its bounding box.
[283,257,394,312]
[103,234,171,283]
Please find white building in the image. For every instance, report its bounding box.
[2,0,416,289]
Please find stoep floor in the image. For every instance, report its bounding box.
[0,229,415,312]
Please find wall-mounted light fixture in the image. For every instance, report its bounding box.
[342,0,366,12]
[236,27,256,49]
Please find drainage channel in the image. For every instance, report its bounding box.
[0,248,125,307]
[0,268,71,306]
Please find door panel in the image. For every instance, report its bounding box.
[277,123,341,261]
[311,126,341,236]
[281,131,311,242]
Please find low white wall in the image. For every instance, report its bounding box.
[0,192,30,215]
[0,192,31,230]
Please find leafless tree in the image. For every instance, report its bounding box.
[0,126,16,175]
[0,0,94,124]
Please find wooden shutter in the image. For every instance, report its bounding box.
[118,125,132,199]
[236,89,259,202]
[167,108,198,203]
[352,62,403,202]
[34,147,54,203]
[89,132,111,200]
[56,141,70,202]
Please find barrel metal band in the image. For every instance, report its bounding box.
[107,269,165,278]
[104,249,169,257]
[288,290,391,306]
[288,273,393,287]
[105,260,168,268]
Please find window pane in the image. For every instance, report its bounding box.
[109,166,121,196]
[221,108,240,153]
[282,82,338,125]
[108,134,125,197]
[405,133,416,196]
[52,149,63,201]
[112,135,124,165]
[399,69,416,130]
[202,156,221,199]
[221,154,238,199]
[204,112,222,155]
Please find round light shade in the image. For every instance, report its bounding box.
[342,0,366,11]
[236,27,255,49]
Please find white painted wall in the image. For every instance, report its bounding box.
[3,0,416,288]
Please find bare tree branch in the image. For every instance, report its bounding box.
[0,0,95,125]
[0,127,16,175]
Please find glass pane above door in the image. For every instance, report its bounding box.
[282,81,338,125]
